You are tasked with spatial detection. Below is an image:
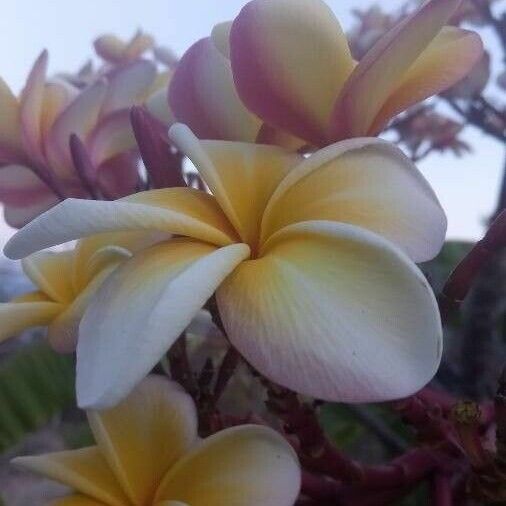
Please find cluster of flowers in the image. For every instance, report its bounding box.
[0,0,484,503]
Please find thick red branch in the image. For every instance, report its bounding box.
[438,209,506,321]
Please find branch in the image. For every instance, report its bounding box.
[432,474,453,506]
[444,98,505,143]
[211,347,240,403]
[469,0,506,51]
[264,382,439,490]
[167,333,198,400]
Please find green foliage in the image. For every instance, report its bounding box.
[319,403,365,449]
[0,341,75,453]
[62,421,94,449]
[396,482,429,505]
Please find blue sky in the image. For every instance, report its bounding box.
[0,0,503,244]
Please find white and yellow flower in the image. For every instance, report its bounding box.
[13,375,301,506]
[5,124,446,408]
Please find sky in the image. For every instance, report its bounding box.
[0,0,504,249]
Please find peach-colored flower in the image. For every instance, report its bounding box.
[6,124,446,408]
[0,51,161,227]
[169,0,482,147]
[13,375,301,506]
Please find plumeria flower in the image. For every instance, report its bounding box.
[13,375,301,506]
[5,124,446,408]
[0,231,163,352]
[94,30,155,66]
[169,0,482,147]
[0,51,163,227]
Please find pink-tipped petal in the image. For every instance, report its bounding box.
[230,0,355,146]
[367,27,483,135]
[0,77,22,159]
[0,165,59,228]
[47,81,107,175]
[87,110,135,166]
[20,50,48,164]
[40,81,77,142]
[101,60,157,116]
[96,152,140,199]
[169,38,261,142]
[330,0,465,139]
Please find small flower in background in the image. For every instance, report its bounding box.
[94,30,155,66]
[0,231,164,352]
[13,375,301,506]
[5,123,446,409]
[170,0,483,147]
[394,106,471,160]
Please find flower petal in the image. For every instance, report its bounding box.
[0,164,60,227]
[211,21,232,58]
[169,38,261,142]
[77,239,250,408]
[41,81,77,141]
[330,0,467,139]
[12,446,129,506]
[94,34,128,63]
[101,60,157,116]
[217,220,442,402]
[155,425,300,506]
[87,376,198,505]
[22,250,74,303]
[365,27,483,135]
[87,110,135,166]
[0,294,61,343]
[20,50,48,164]
[169,124,301,247]
[47,262,121,353]
[73,230,168,289]
[4,187,238,259]
[261,137,446,262]
[96,152,140,199]
[230,0,355,146]
[123,31,155,61]
[50,496,107,506]
[0,77,22,157]
[47,81,107,175]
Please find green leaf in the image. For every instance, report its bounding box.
[0,341,75,454]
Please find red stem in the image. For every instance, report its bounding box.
[432,474,453,506]
[438,209,506,321]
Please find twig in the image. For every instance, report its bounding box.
[167,333,198,400]
[212,347,240,403]
[432,474,453,506]
[444,97,505,143]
